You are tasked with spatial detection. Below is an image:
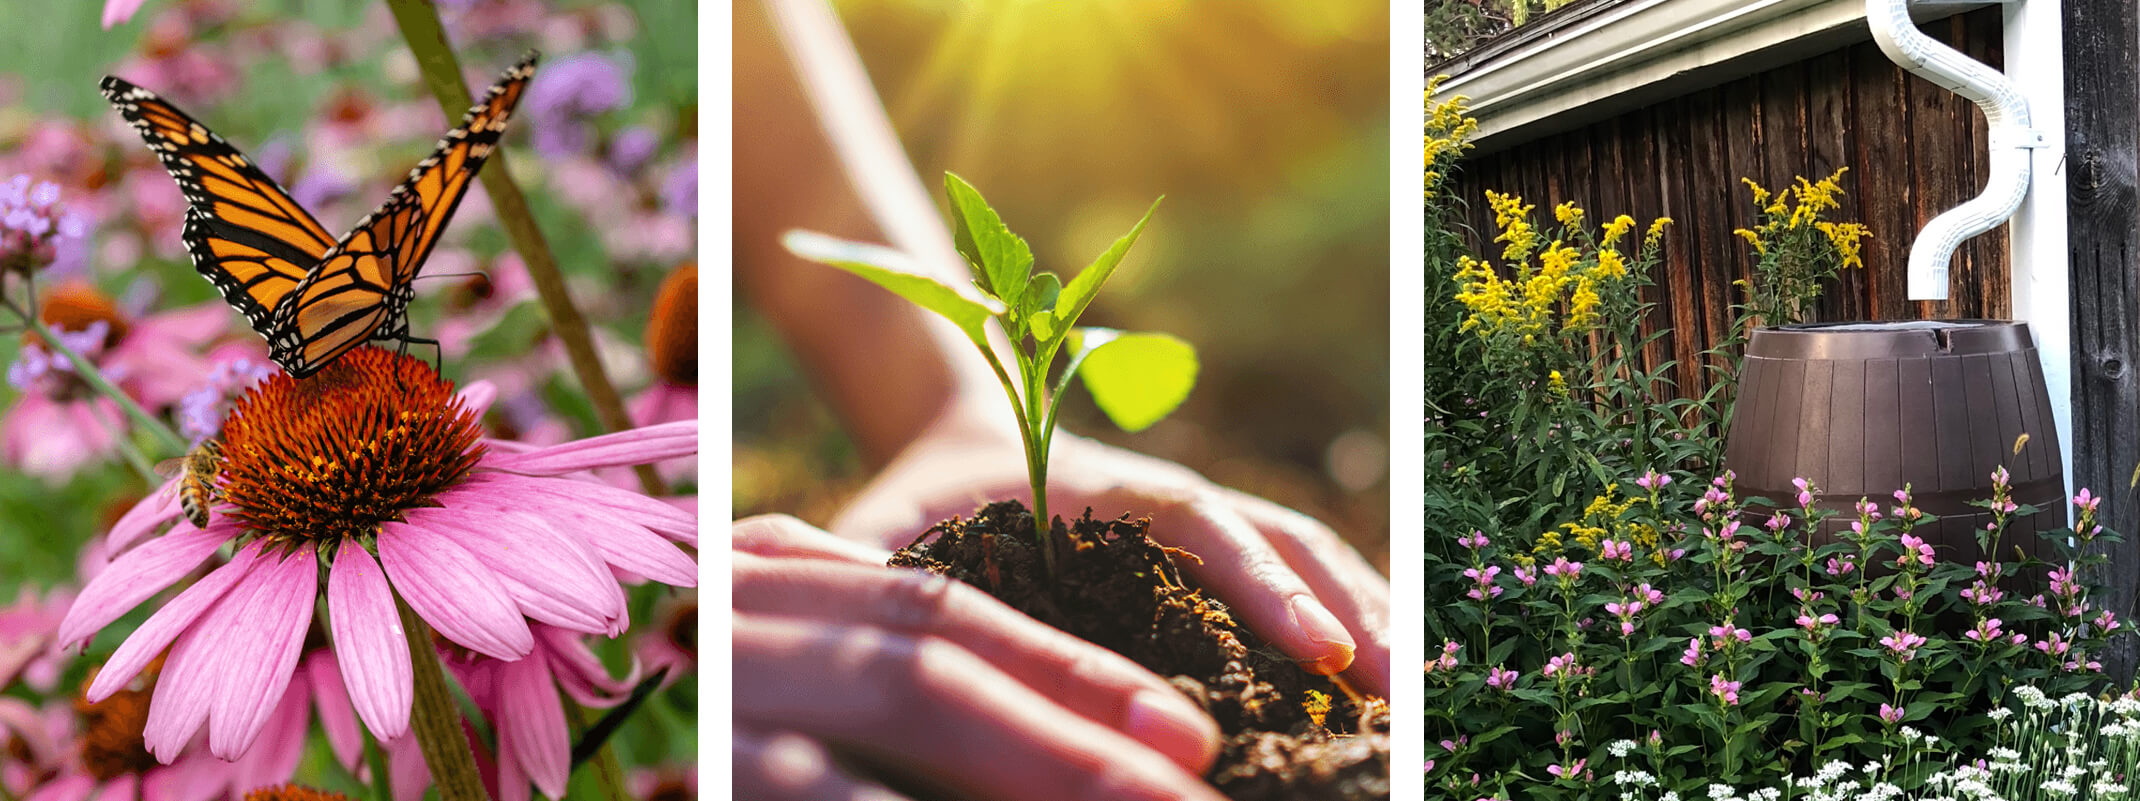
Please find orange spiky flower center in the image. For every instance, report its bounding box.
[31,281,128,349]
[644,261,696,385]
[244,786,355,801]
[74,661,160,781]
[217,347,485,548]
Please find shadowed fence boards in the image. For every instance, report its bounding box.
[1449,8,2008,405]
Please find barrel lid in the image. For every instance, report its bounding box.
[1745,319,2035,360]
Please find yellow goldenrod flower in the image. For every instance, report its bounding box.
[1600,215,1636,248]
[1554,201,1585,229]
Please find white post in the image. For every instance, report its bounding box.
[2002,0,2074,507]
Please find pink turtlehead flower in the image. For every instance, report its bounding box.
[1512,565,1537,587]
[1897,535,1936,568]
[1827,557,1856,577]
[1766,513,1791,532]
[52,352,698,764]
[1462,565,1502,601]
[1680,637,1702,667]
[2075,488,2101,514]
[1708,674,1741,706]
[1708,624,1751,645]
[1881,631,1928,661]
[1485,666,1518,691]
[1879,703,1904,724]
[1425,640,1461,674]
[1542,557,1582,581]
[1457,530,1490,550]
[1962,581,2005,607]
[1635,470,1671,491]
[1966,618,2007,643]
[1792,477,1814,507]
[1599,539,1632,562]
[1542,652,1581,678]
[1796,612,1838,632]
[1547,758,1589,782]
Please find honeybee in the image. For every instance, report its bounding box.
[155,440,223,529]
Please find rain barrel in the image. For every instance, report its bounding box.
[1722,320,2065,569]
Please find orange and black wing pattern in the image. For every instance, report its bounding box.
[99,77,336,339]
[271,51,538,377]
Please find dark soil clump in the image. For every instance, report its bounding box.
[889,500,1391,801]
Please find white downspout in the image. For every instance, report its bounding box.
[1868,0,2072,502]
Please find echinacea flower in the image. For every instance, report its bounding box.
[3,286,228,479]
[54,347,698,763]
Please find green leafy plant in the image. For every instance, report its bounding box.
[784,173,1196,573]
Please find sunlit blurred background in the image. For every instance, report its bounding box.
[0,0,695,792]
[733,0,1392,572]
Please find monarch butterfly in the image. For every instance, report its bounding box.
[101,51,539,378]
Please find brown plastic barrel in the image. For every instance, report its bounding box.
[1722,321,2065,571]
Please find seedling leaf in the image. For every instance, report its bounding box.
[1031,309,1058,341]
[781,230,1005,348]
[1055,197,1161,338]
[1070,328,1197,432]
[945,173,1034,304]
[1022,272,1062,332]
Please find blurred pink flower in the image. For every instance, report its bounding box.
[0,585,72,693]
[54,350,697,763]
[628,764,696,801]
[101,0,147,28]
[3,292,228,480]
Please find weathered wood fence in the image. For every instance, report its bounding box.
[1451,7,2009,406]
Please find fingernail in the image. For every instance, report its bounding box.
[1126,689,1219,771]
[1290,595,1356,675]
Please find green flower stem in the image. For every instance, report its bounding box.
[381,0,662,498]
[364,725,396,801]
[0,296,189,458]
[395,594,489,801]
[567,701,631,801]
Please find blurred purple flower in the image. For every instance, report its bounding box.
[2,296,229,480]
[608,125,661,174]
[291,163,359,215]
[526,52,634,159]
[661,155,696,219]
[176,355,277,442]
[0,175,88,276]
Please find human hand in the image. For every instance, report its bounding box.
[732,514,1229,801]
[825,404,1391,695]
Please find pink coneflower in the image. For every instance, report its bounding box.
[54,348,697,763]
[636,594,697,691]
[0,585,71,693]
[3,285,228,479]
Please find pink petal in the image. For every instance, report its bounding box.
[88,544,262,702]
[329,545,411,742]
[404,506,623,634]
[454,477,694,586]
[494,650,569,799]
[457,380,498,417]
[537,626,638,708]
[377,521,533,660]
[57,519,235,649]
[386,734,433,801]
[105,480,183,553]
[24,774,94,801]
[226,673,310,792]
[145,544,274,762]
[478,420,697,475]
[138,754,228,801]
[469,473,695,544]
[305,651,365,770]
[87,775,136,801]
[0,697,54,765]
[205,546,317,760]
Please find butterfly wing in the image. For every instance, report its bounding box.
[272,52,539,376]
[100,77,336,338]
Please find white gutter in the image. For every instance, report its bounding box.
[1868,0,2071,502]
[1866,0,2042,301]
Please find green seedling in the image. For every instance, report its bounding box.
[783,172,1197,574]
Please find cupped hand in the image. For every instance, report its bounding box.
[825,405,1392,695]
[733,515,1229,801]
